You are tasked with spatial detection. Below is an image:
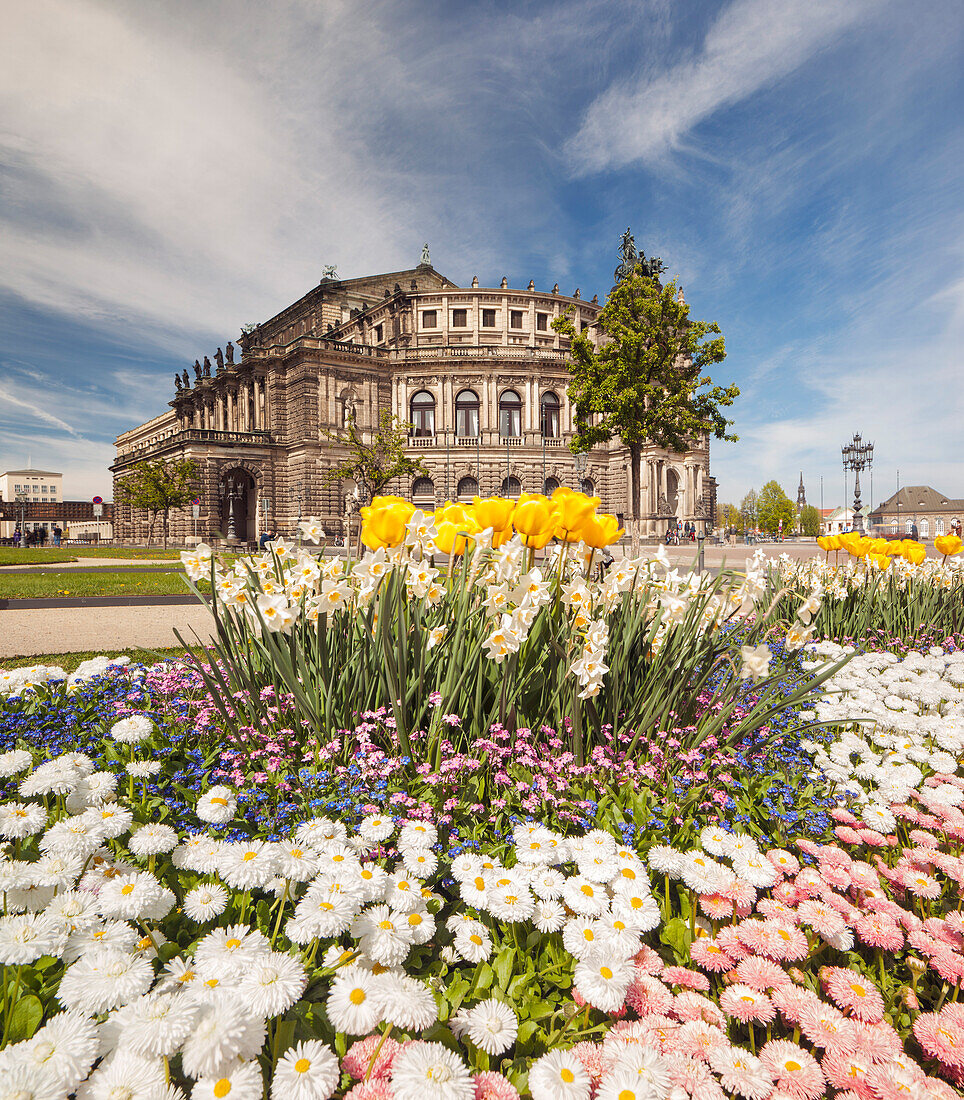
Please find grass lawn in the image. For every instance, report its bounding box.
[0,645,208,672]
[0,571,196,599]
[0,547,187,566]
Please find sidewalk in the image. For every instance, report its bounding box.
[0,603,216,658]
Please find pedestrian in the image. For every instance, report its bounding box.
[51,525,61,547]
[12,529,20,548]
[911,522,919,541]
[259,528,274,550]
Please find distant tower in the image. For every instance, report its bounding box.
[796,472,807,512]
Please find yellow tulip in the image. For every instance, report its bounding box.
[580,513,625,549]
[903,543,926,565]
[471,496,516,533]
[513,497,556,548]
[935,534,963,558]
[551,487,600,543]
[433,513,481,556]
[816,535,834,553]
[360,501,410,550]
[869,552,891,571]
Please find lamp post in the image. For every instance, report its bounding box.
[841,432,874,534]
[574,451,588,493]
[289,485,303,544]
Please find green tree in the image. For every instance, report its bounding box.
[323,410,429,501]
[718,502,740,529]
[117,458,198,548]
[757,480,797,535]
[739,489,758,534]
[553,265,739,534]
[799,503,821,537]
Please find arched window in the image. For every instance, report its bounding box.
[936,518,945,535]
[543,477,560,495]
[905,520,913,534]
[409,390,435,437]
[501,477,522,498]
[920,519,929,538]
[580,478,595,496]
[412,477,435,506]
[541,392,560,439]
[455,389,479,438]
[457,476,479,501]
[499,389,522,438]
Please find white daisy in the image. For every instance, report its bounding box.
[271,1039,340,1100]
[391,1041,474,1100]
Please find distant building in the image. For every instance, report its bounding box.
[869,485,963,539]
[823,505,870,535]
[0,468,113,540]
[112,257,717,544]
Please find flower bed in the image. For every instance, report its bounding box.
[2,501,963,1095]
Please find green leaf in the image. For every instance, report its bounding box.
[659,916,690,961]
[6,994,43,1043]
[516,1020,539,1045]
[493,947,514,991]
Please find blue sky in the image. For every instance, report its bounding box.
[1,0,961,507]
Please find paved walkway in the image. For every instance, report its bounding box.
[0,557,179,571]
[0,603,216,658]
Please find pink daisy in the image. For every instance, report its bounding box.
[625,973,673,1017]
[820,968,885,1023]
[793,869,824,898]
[720,984,776,1025]
[818,846,853,870]
[834,826,864,845]
[830,808,860,825]
[901,869,942,899]
[797,900,846,939]
[632,944,665,975]
[772,882,801,906]
[342,1035,402,1080]
[771,986,822,1026]
[857,828,887,848]
[662,966,710,993]
[851,1020,902,1063]
[848,862,880,891]
[707,1045,774,1100]
[699,892,735,920]
[797,1003,857,1050]
[737,920,809,962]
[735,956,791,993]
[759,1040,825,1100]
[344,1082,394,1100]
[672,991,725,1027]
[767,850,800,876]
[665,1052,726,1100]
[473,1072,520,1100]
[820,1048,873,1094]
[819,864,851,890]
[853,912,903,952]
[690,937,735,973]
[676,1019,728,1062]
[636,1014,680,1053]
[716,927,750,961]
[929,948,964,985]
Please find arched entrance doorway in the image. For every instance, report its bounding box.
[220,468,257,543]
[665,469,680,517]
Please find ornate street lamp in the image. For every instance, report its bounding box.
[841,432,874,534]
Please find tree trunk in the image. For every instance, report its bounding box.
[147,511,157,546]
[629,443,642,554]
[162,510,169,551]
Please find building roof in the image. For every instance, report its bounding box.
[870,485,964,517]
[1,469,62,477]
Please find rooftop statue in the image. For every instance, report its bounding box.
[420,243,431,265]
[225,341,234,365]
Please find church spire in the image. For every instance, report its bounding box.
[797,472,807,510]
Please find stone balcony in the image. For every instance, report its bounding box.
[112,428,273,469]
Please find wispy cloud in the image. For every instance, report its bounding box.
[564,0,887,176]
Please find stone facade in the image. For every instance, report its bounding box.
[869,486,963,540]
[112,262,717,544]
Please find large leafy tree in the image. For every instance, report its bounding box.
[323,410,429,501]
[553,264,739,527]
[718,502,741,529]
[757,480,797,535]
[117,458,198,548]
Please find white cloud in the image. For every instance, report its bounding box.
[564,0,886,175]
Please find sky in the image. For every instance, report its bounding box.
[1,0,961,508]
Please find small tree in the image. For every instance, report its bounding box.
[739,489,759,534]
[323,411,429,502]
[554,258,739,544]
[718,502,740,530]
[757,480,797,536]
[117,458,198,548]
[799,503,821,537]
